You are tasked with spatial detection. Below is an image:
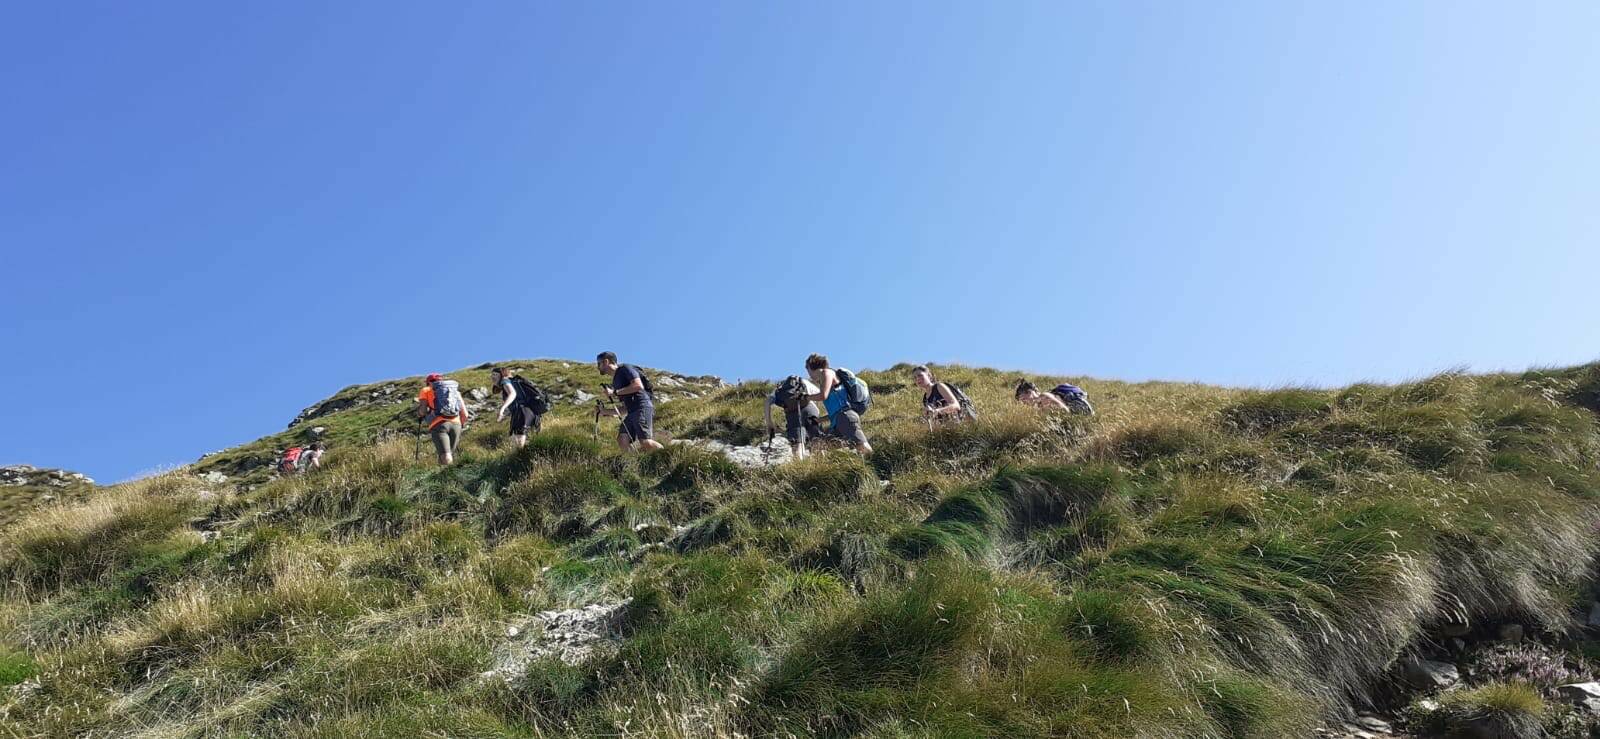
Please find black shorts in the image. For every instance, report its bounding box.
[509,405,541,435]
[785,403,822,445]
[619,403,654,442]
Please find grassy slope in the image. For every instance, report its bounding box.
[0,479,96,529]
[2,361,1599,737]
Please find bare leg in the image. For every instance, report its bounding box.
[512,434,527,448]
[638,439,664,452]
[617,433,633,452]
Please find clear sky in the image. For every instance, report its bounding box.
[3,2,1597,482]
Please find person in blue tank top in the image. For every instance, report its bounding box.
[805,353,872,455]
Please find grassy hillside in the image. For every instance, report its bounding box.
[0,466,96,528]
[3,360,1600,737]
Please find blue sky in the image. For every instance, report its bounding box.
[3,2,1597,482]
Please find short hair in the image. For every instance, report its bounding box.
[805,353,829,371]
[1015,380,1038,399]
[597,351,618,364]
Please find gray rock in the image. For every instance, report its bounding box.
[308,426,328,439]
[1400,656,1460,691]
[572,389,595,404]
[198,471,229,484]
[655,375,684,388]
[469,387,490,402]
[484,599,633,680]
[1354,716,1390,733]
[1587,602,1600,628]
[1498,623,1525,643]
[677,438,796,468]
[1558,682,1600,712]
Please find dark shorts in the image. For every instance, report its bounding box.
[509,405,541,435]
[785,403,823,445]
[828,409,868,447]
[619,404,655,442]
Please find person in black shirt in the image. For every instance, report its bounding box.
[913,366,965,427]
[596,351,664,452]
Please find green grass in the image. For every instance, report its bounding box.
[2,359,1599,736]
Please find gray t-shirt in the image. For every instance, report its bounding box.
[612,364,653,413]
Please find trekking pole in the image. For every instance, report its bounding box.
[604,386,637,447]
[592,398,603,442]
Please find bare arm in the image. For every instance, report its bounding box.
[1037,392,1069,410]
[497,385,516,418]
[809,372,834,403]
[933,383,961,416]
[764,399,776,432]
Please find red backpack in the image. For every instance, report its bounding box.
[279,447,304,473]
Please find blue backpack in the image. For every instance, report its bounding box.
[1051,384,1094,415]
[835,369,871,414]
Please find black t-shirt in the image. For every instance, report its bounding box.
[612,364,653,413]
[924,382,954,410]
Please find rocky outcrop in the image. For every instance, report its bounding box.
[0,465,94,487]
[678,438,798,468]
[483,599,633,681]
[287,383,409,428]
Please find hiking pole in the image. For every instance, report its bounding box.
[592,398,603,442]
[604,386,637,447]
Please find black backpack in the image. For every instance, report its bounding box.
[624,364,655,397]
[510,376,550,415]
[935,382,979,421]
[773,375,810,409]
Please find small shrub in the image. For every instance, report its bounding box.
[645,444,743,493]
[1221,389,1332,434]
[1422,682,1545,738]
[743,563,996,735]
[1197,674,1292,738]
[522,432,605,465]
[784,453,876,503]
[1111,421,1213,464]
[992,464,1126,535]
[0,487,198,591]
[0,648,37,686]
[491,466,623,536]
[1059,589,1162,664]
[677,410,765,446]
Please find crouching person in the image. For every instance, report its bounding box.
[1015,380,1095,415]
[806,353,873,455]
[765,375,823,460]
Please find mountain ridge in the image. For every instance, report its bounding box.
[4,360,1600,737]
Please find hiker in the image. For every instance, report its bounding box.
[596,352,664,452]
[1015,380,1095,415]
[805,353,873,455]
[416,373,470,464]
[491,367,548,449]
[913,366,976,425]
[765,375,823,459]
[277,446,305,476]
[298,441,325,472]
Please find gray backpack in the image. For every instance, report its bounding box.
[430,379,463,418]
